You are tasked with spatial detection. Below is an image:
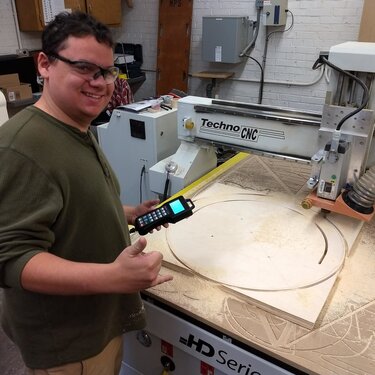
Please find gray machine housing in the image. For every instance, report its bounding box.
[202,16,250,63]
[97,108,180,206]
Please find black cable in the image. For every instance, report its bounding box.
[162,171,170,202]
[139,165,146,204]
[312,56,370,131]
[265,9,294,42]
[259,9,294,104]
[244,54,264,104]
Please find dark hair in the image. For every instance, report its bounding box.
[42,11,114,56]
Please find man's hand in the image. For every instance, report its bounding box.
[112,237,173,293]
[21,237,173,295]
[124,199,159,226]
[125,200,169,231]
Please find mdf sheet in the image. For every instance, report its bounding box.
[138,155,362,328]
[144,184,346,328]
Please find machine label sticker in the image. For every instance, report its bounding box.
[199,117,284,142]
[180,334,263,375]
[215,46,222,62]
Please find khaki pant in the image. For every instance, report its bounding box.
[27,335,123,375]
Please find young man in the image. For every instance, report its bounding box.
[0,11,172,375]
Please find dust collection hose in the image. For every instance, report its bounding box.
[343,165,375,214]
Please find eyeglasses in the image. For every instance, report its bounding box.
[49,53,119,84]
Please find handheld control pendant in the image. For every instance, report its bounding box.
[134,196,195,235]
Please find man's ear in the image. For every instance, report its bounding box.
[37,52,52,79]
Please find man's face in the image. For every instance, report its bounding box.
[38,35,115,130]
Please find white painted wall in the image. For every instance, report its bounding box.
[0,0,365,112]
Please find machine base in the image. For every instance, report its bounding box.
[121,296,304,375]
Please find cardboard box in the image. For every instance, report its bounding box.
[0,73,19,86]
[0,73,32,102]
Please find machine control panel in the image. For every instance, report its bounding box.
[134,196,195,235]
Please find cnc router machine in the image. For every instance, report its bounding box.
[149,43,375,221]
[99,42,375,375]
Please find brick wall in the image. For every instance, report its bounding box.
[187,0,364,111]
[0,0,365,111]
[0,1,18,55]
[112,0,160,101]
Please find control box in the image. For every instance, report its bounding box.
[263,0,288,26]
[97,107,179,205]
[202,16,249,63]
[317,140,352,201]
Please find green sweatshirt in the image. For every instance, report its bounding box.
[0,106,146,369]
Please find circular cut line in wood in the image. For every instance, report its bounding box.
[166,198,346,291]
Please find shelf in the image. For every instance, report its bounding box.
[191,71,234,97]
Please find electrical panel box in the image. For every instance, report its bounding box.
[263,0,288,26]
[202,16,249,63]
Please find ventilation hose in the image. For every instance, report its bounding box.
[344,165,375,214]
